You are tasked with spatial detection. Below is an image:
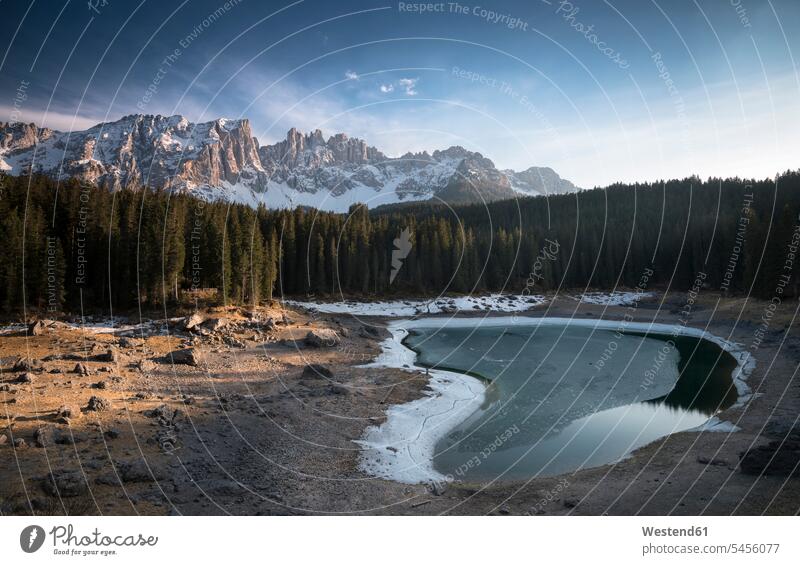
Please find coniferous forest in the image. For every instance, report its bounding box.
[1,171,799,315]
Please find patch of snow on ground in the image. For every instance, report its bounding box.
[75,317,185,335]
[285,294,547,317]
[576,291,655,306]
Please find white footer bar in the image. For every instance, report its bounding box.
[1,516,797,564]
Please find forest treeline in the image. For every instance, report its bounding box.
[1,171,799,314]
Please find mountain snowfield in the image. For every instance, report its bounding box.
[0,114,580,212]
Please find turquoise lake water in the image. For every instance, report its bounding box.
[403,322,739,481]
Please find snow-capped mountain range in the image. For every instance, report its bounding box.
[0,114,580,212]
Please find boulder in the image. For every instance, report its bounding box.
[96,348,119,363]
[144,404,177,422]
[202,317,230,332]
[115,459,164,483]
[304,329,341,348]
[56,405,79,425]
[428,480,448,496]
[168,348,207,366]
[223,336,246,348]
[34,426,57,448]
[12,357,41,372]
[118,337,140,349]
[16,372,34,384]
[56,431,87,445]
[57,405,78,419]
[42,470,88,497]
[183,312,206,331]
[85,395,110,412]
[73,363,90,375]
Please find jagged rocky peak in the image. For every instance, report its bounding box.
[98,113,255,144]
[457,151,496,171]
[259,127,386,169]
[432,145,474,161]
[397,150,433,162]
[395,146,477,164]
[326,132,383,165]
[0,121,54,152]
[265,127,327,167]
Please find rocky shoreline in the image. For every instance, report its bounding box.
[1,292,799,515]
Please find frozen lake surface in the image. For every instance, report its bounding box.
[357,317,750,483]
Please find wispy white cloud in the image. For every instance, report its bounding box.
[398,77,418,96]
[344,70,359,80]
[376,77,419,96]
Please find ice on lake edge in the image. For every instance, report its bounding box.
[354,324,486,484]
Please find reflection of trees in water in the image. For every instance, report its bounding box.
[640,334,739,415]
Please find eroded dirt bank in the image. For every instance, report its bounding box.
[1,292,799,515]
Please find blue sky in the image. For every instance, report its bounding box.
[2,0,799,187]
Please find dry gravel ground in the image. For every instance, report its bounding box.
[1,292,799,516]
